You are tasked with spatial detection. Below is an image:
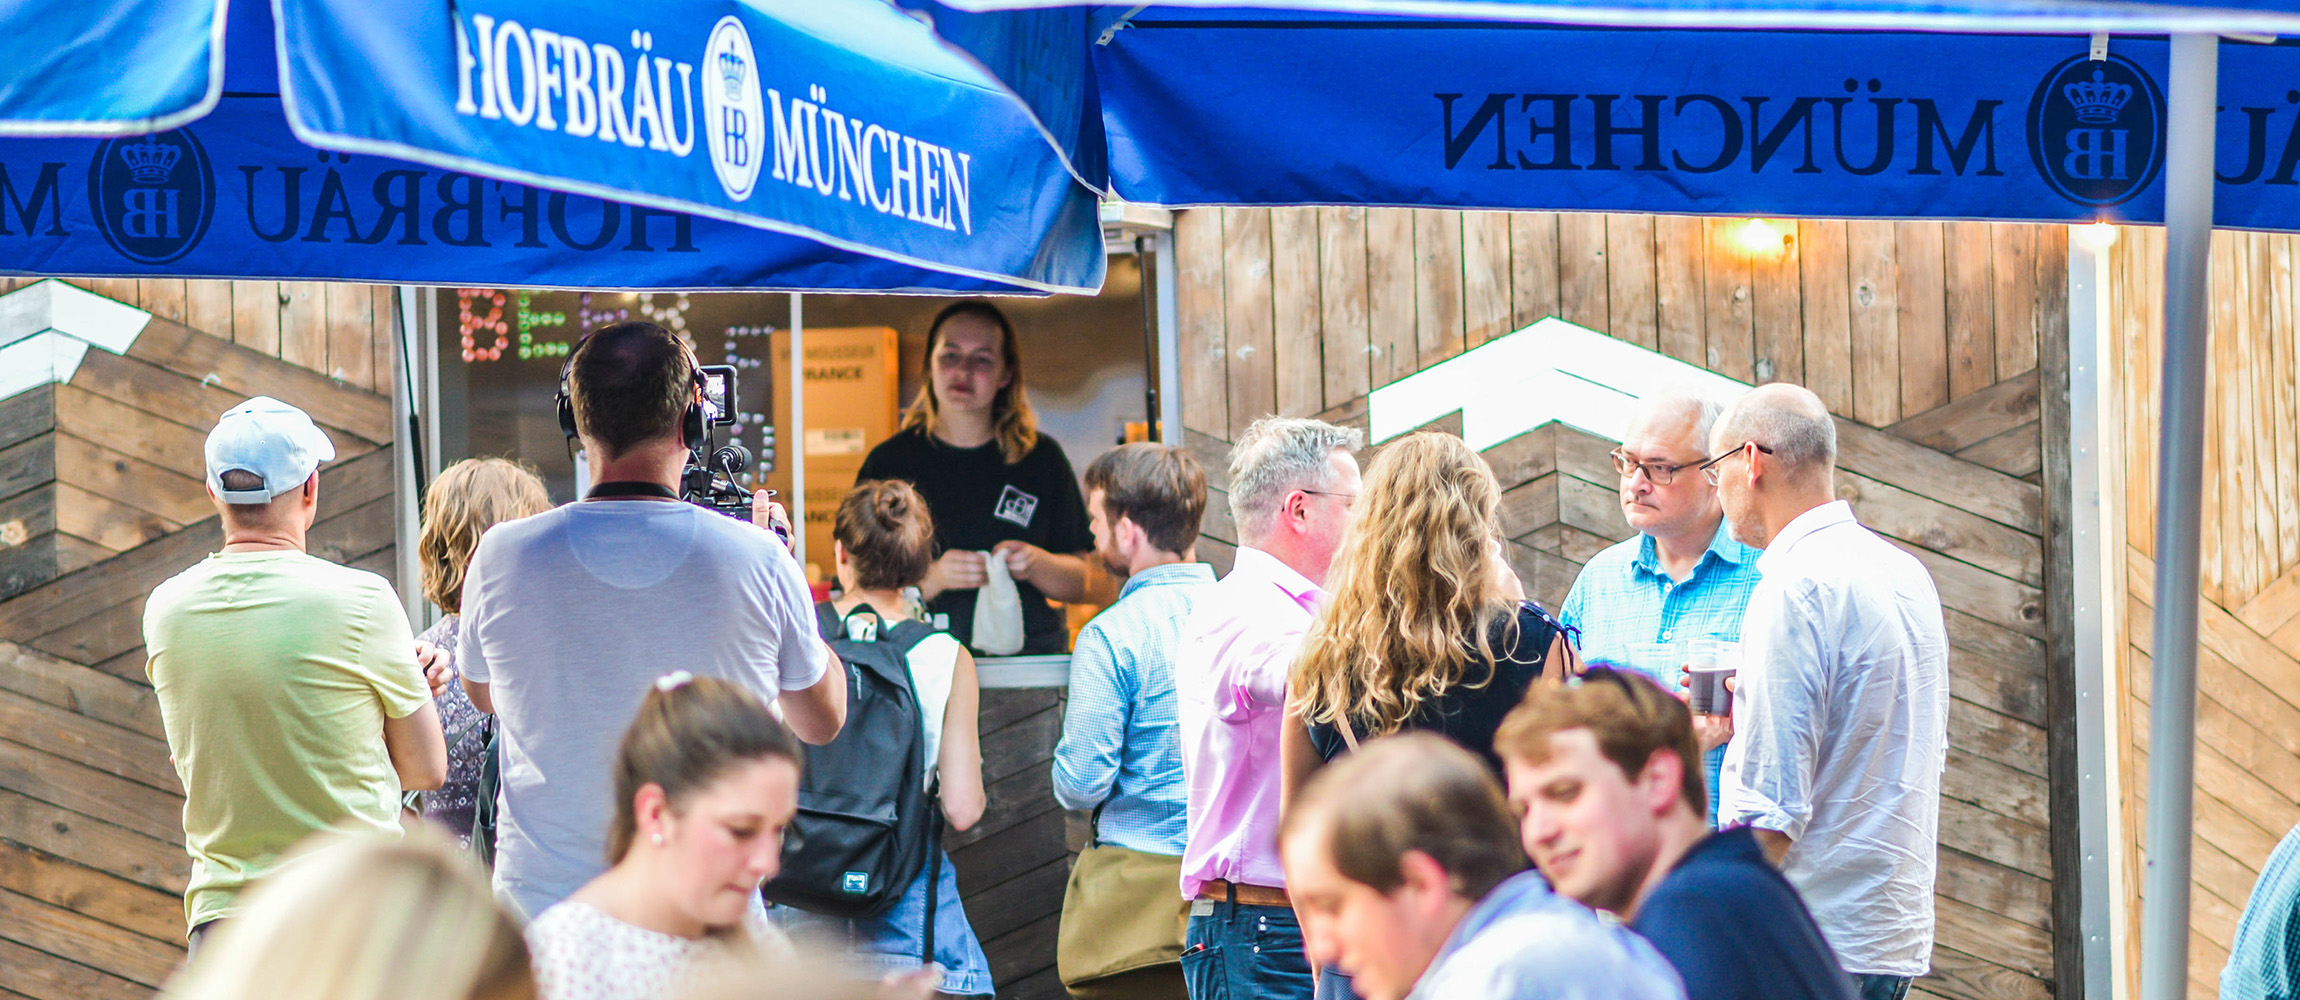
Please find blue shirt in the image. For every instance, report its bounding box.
[1051,561,1212,856]
[2223,821,2300,999]
[1558,519,1760,827]
[1557,519,1763,683]
[1408,870,1686,1000]
[1632,827,1857,1000]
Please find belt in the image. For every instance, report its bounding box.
[1197,879,1290,908]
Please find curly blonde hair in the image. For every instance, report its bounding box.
[419,458,552,614]
[1290,432,1518,737]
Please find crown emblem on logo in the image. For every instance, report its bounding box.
[119,136,180,185]
[2062,69,2132,125]
[718,50,748,101]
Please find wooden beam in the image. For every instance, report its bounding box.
[0,840,181,944]
[0,641,163,740]
[1270,208,1324,418]
[1222,208,1276,439]
[124,318,393,446]
[1174,210,1227,438]
[1317,207,1372,408]
[2035,218,2085,1000]
[0,788,185,894]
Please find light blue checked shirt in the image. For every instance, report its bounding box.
[2224,820,2300,999]
[1559,519,1761,827]
[1052,560,1212,856]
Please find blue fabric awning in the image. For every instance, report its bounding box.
[905,4,2300,232]
[0,0,1106,293]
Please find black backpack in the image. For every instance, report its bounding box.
[763,602,945,925]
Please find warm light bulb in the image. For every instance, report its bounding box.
[1732,218,1786,257]
[2078,222,2119,250]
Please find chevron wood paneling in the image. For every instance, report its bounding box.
[0,292,399,1000]
[2108,226,2300,999]
[1177,208,2067,1000]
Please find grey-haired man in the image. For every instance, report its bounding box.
[1175,415,1363,1000]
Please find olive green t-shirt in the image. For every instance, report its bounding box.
[144,550,430,929]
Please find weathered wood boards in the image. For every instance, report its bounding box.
[0,282,401,1000]
[2108,227,2300,999]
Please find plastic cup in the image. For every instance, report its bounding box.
[1686,639,1739,715]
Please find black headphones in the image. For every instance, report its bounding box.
[557,351,708,449]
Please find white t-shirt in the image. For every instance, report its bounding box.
[1717,501,1950,978]
[461,500,826,919]
[526,899,794,1000]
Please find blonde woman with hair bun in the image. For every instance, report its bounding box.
[1280,432,1564,799]
[163,831,532,1000]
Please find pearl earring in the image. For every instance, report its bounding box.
[651,832,664,846]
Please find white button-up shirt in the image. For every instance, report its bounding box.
[1718,500,1950,978]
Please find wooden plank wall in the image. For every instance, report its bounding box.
[1178,208,2068,1000]
[0,279,400,1000]
[952,689,1071,1000]
[2107,227,2300,999]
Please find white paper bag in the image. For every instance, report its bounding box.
[971,549,1026,656]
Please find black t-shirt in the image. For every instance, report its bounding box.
[855,425,1093,655]
[1632,826,1859,1000]
[1307,603,1557,775]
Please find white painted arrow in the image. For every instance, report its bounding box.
[1369,317,1751,449]
[0,279,151,403]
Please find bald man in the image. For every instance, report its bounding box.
[1697,384,1949,1000]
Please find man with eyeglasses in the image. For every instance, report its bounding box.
[1702,384,1949,1000]
[1556,388,1761,826]
[1176,415,1363,1000]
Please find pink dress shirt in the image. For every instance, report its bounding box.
[1174,546,1322,899]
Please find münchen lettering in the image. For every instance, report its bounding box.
[768,85,974,235]
[1437,81,2007,177]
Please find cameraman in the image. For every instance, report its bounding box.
[459,321,846,919]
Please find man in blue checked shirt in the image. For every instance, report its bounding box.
[1053,442,1214,998]
[1559,387,1761,826]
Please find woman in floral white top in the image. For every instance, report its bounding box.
[524,674,803,1000]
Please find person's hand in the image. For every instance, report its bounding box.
[1693,712,1734,752]
[876,966,943,1000]
[416,641,452,699]
[752,489,795,550]
[992,540,1049,582]
[923,550,989,598]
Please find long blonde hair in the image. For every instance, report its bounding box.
[900,300,1039,464]
[419,457,552,614]
[1291,432,1517,736]
[165,832,532,1000]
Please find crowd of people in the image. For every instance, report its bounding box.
[143,303,1972,1000]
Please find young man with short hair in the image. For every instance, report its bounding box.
[147,396,447,950]
[1497,668,1855,1000]
[1279,733,1684,1000]
[460,321,844,918]
[1052,442,1215,999]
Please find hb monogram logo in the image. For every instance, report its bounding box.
[88,129,215,264]
[700,16,766,202]
[2026,53,2164,208]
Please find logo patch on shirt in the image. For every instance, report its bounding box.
[993,485,1039,527]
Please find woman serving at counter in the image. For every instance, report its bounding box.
[856,301,1093,655]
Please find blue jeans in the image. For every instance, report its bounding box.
[1852,974,1912,1000]
[771,851,994,996]
[1182,901,1313,1000]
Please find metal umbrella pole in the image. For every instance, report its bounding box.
[2140,31,2217,1000]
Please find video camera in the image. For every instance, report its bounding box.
[683,365,788,543]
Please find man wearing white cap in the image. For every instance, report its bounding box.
[145,396,448,952]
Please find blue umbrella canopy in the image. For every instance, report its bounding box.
[0,0,1106,293]
[907,2,2300,232]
